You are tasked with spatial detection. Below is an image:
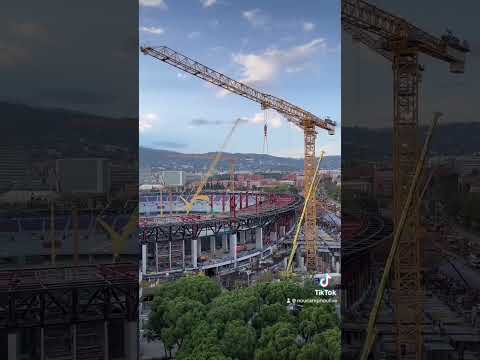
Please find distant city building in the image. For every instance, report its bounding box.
[139,167,152,185]
[161,170,185,187]
[111,161,137,193]
[56,158,110,194]
[455,155,480,176]
[0,145,28,191]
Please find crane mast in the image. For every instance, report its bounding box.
[141,46,336,272]
[342,0,469,359]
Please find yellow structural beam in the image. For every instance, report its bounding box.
[360,112,442,360]
[285,151,325,275]
[97,207,139,261]
[185,118,241,214]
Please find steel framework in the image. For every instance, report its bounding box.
[0,263,138,329]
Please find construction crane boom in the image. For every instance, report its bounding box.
[141,45,336,272]
[342,0,469,71]
[141,46,336,133]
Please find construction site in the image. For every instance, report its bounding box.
[341,1,478,359]
[0,155,140,360]
[138,32,341,357]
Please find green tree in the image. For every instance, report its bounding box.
[154,275,222,305]
[208,289,260,333]
[251,303,295,334]
[146,297,206,357]
[254,322,300,360]
[220,320,257,360]
[298,305,338,342]
[297,328,341,360]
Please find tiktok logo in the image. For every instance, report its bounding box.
[320,273,332,288]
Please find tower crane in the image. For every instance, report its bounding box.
[342,1,469,358]
[141,46,336,271]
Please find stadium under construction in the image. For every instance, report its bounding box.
[138,191,340,285]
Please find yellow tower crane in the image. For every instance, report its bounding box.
[140,46,336,272]
[343,1,469,358]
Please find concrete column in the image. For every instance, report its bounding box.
[169,241,172,270]
[8,331,17,360]
[210,236,216,255]
[270,232,277,244]
[124,320,138,360]
[191,239,198,268]
[230,233,237,265]
[182,240,185,269]
[141,244,147,274]
[197,238,202,255]
[222,233,228,251]
[239,231,246,244]
[296,250,304,272]
[104,321,109,360]
[255,227,263,251]
[155,243,159,272]
[280,226,286,237]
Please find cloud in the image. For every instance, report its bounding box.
[242,9,269,28]
[231,38,328,87]
[139,26,164,35]
[139,0,167,9]
[240,111,283,129]
[303,22,315,32]
[139,113,159,132]
[187,31,201,39]
[153,140,186,149]
[177,73,188,79]
[190,118,223,126]
[201,0,217,8]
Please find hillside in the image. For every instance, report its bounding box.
[343,122,480,161]
[140,147,341,172]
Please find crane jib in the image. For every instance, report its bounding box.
[141,46,336,134]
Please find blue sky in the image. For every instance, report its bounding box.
[140,0,340,157]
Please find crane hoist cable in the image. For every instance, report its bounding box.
[360,112,442,360]
[286,151,325,275]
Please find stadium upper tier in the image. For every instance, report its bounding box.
[139,192,301,227]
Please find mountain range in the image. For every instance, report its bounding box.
[140,147,341,172]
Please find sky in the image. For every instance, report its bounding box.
[0,1,138,118]
[139,0,341,157]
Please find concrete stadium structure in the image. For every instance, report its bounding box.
[138,192,302,280]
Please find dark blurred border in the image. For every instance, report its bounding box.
[342,0,480,359]
[0,1,139,358]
